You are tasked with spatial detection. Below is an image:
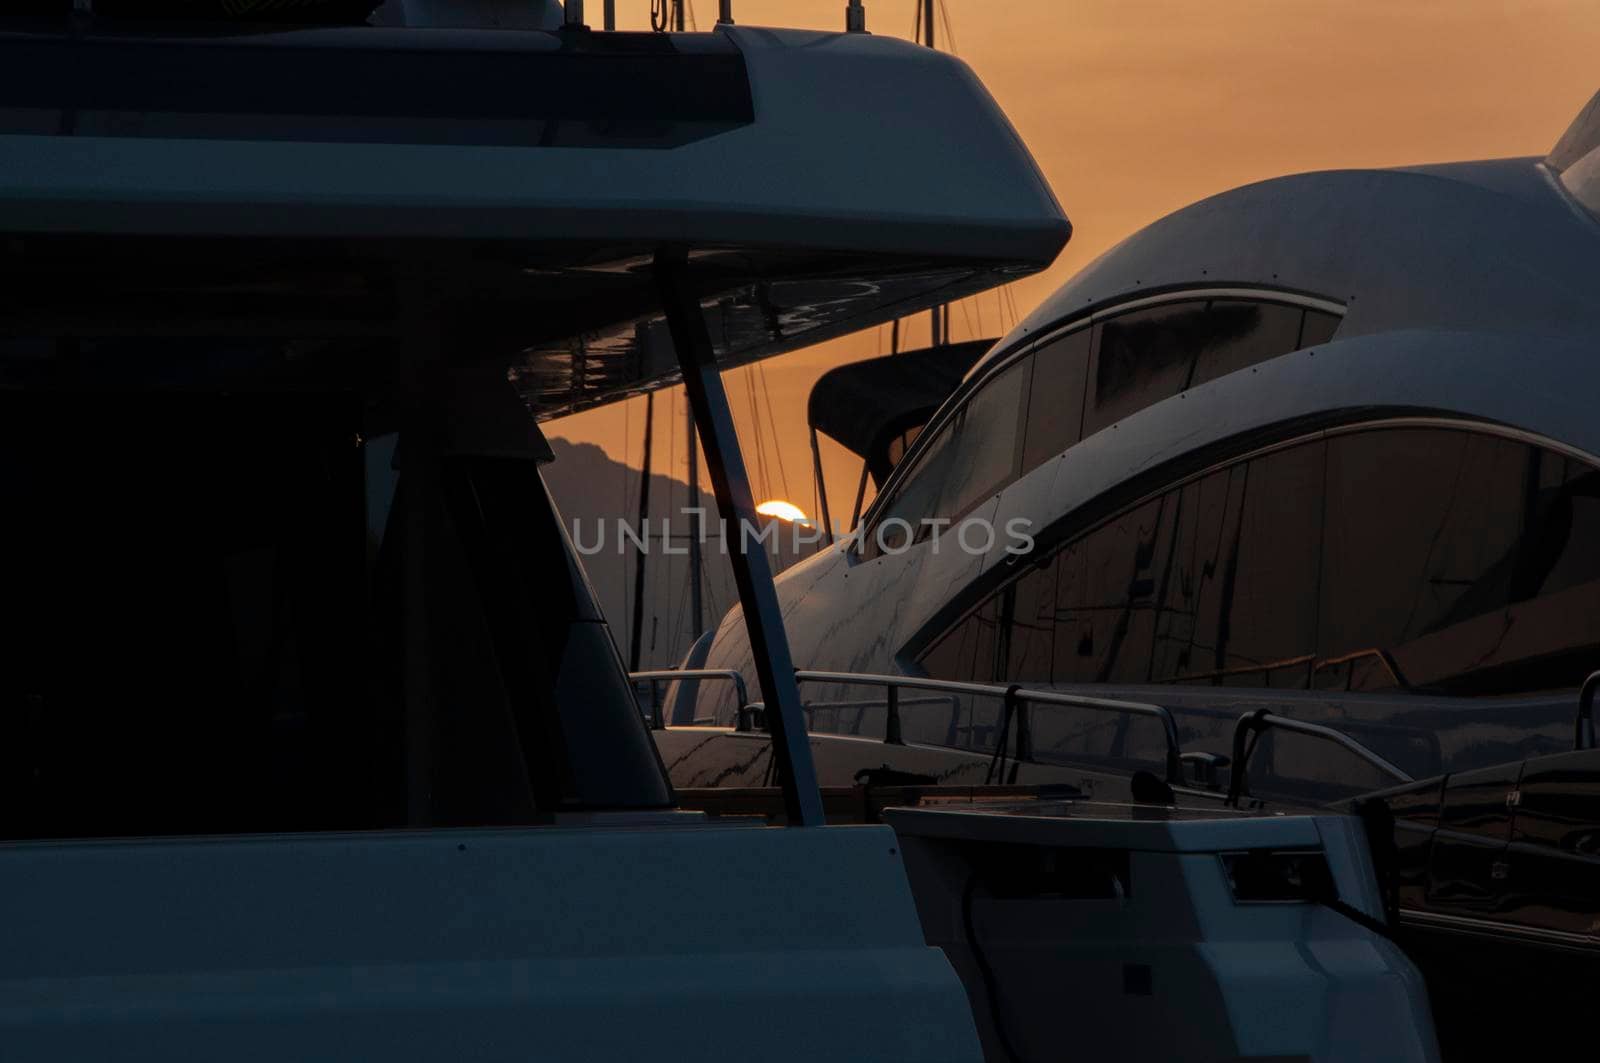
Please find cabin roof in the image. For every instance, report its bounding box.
[0,22,1069,417]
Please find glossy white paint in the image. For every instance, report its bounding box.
[0,823,982,1062]
[691,149,1600,724]
[0,27,1065,262]
[889,806,1438,1063]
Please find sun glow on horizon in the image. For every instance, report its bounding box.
[755,499,809,523]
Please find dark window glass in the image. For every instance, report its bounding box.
[870,422,956,553]
[1046,440,1324,691]
[1004,556,1058,683]
[934,359,1029,521]
[1082,299,1338,438]
[1299,308,1341,347]
[1150,468,1247,682]
[920,599,1002,684]
[1083,301,1209,436]
[1019,328,1091,472]
[917,598,1005,752]
[1052,498,1174,684]
[1318,429,1600,695]
[1218,441,1325,687]
[867,357,1028,553]
[873,298,1341,558]
[1189,301,1306,388]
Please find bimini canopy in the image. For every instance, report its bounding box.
[809,339,992,486]
[1549,88,1600,223]
[0,20,1069,419]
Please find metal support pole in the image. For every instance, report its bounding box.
[655,252,825,827]
[845,1,866,33]
[603,0,615,30]
[884,684,903,745]
[686,394,705,637]
[718,0,734,25]
[808,426,836,547]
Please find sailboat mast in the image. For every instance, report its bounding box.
[686,394,704,637]
[628,391,654,672]
[922,0,944,346]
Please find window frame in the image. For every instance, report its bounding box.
[855,286,1346,559]
[910,414,1600,688]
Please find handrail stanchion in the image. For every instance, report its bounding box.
[885,683,903,745]
[1577,671,1600,751]
[1228,709,1269,807]
[1229,709,1412,807]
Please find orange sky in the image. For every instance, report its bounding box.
[548,0,1600,524]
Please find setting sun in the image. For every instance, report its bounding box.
[755,499,808,523]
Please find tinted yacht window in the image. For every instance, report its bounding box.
[1052,497,1174,683]
[924,423,1600,701]
[1318,429,1600,694]
[867,357,1028,553]
[1006,554,1058,682]
[1188,301,1305,388]
[1150,467,1245,682]
[1047,443,1322,687]
[1019,327,1091,470]
[1084,301,1211,436]
[1221,441,1325,686]
[866,296,1339,557]
[1299,309,1341,347]
[1083,299,1339,436]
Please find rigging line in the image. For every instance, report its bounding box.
[938,0,959,54]
[743,367,768,500]
[745,367,771,501]
[958,296,977,340]
[660,389,679,660]
[756,361,792,500]
[667,557,689,665]
[620,396,633,636]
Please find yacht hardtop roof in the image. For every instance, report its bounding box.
[0,20,1069,417]
[963,90,1600,386]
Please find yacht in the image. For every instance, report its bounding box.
[660,90,1600,1059]
[0,3,1070,1058]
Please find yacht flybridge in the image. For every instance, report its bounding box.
[0,4,1072,1059]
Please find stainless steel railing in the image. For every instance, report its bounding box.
[630,666,1186,783]
[792,670,1184,785]
[1226,708,1412,807]
[628,668,749,730]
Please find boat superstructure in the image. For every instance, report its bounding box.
[659,88,1600,1060]
[0,5,1068,1059]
